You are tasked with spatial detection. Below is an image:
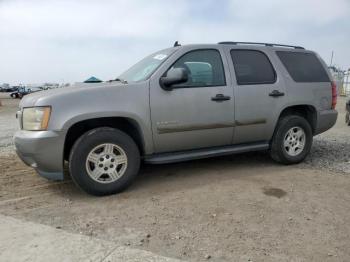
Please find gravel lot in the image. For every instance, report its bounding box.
[0,93,350,261]
[302,99,350,174]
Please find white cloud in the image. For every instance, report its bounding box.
[0,0,349,84]
[0,0,188,38]
[229,0,350,25]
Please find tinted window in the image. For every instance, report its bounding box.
[276,51,330,82]
[230,50,276,85]
[169,49,226,87]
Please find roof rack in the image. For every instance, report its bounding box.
[218,41,305,50]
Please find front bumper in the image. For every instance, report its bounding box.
[14,130,66,180]
[314,109,338,135]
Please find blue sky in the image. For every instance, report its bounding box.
[0,0,349,84]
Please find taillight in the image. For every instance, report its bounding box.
[331,81,337,109]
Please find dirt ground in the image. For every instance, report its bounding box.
[0,93,350,261]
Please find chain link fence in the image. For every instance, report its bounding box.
[340,71,350,97]
[329,67,349,97]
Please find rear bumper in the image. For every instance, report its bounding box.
[14,130,65,180]
[314,109,338,135]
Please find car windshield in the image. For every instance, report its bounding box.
[118,48,176,83]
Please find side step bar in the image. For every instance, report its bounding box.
[144,142,269,164]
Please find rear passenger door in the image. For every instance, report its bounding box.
[225,48,288,144]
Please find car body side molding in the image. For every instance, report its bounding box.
[144,142,269,164]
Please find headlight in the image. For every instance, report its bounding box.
[22,107,51,131]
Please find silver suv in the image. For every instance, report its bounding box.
[14,42,338,196]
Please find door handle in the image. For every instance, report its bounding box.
[269,90,285,97]
[211,94,231,102]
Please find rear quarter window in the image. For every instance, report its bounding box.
[276,51,330,83]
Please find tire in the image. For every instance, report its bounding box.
[69,127,140,196]
[270,115,313,165]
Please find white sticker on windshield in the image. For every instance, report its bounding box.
[153,54,167,60]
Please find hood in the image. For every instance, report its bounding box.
[19,82,125,108]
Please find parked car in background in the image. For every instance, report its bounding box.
[10,87,27,98]
[14,41,338,196]
[11,86,42,99]
[0,83,9,92]
[1,86,18,93]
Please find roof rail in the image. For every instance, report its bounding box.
[218,41,305,50]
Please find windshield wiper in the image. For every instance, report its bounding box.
[108,78,128,84]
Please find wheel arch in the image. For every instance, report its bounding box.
[276,104,317,134]
[63,116,146,161]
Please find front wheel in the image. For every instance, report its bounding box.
[270,115,313,164]
[69,127,140,196]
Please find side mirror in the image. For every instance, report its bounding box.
[159,68,188,91]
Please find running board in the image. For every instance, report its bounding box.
[144,142,269,164]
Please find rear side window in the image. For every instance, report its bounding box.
[230,50,276,85]
[276,51,330,82]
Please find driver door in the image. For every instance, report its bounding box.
[149,48,235,153]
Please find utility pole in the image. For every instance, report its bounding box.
[330,51,334,66]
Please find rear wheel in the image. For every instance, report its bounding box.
[69,127,140,196]
[270,115,313,164]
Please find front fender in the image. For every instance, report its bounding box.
[61,112,153,154]
[35,82,154,154]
